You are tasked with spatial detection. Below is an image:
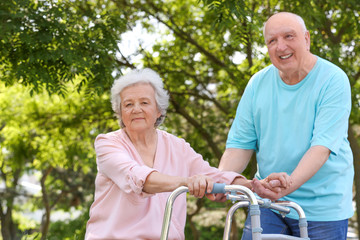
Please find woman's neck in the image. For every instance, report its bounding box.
[124,128,157,147]
[124,128,158,168]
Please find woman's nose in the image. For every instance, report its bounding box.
[132,103,142,112]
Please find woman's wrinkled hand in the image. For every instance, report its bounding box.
[187,175,214,198]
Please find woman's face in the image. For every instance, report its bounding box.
[120,83,161,132]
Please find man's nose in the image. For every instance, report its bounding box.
[276,38,287,51]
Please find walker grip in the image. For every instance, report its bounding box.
[209,183,226,194]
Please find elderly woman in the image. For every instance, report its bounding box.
[84,68,251,240]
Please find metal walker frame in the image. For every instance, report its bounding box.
[160,184,309,240]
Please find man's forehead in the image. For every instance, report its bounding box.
[265,26,297,39]
[266,14,302,31]
[267,12,298,23]
[266,26,296,35]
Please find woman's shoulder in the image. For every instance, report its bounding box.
[95,129,124,144]
[157,129,187,145]
[157,130,197,160]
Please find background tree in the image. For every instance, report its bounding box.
[0,0,129,95]
[0,0,359,239]
[0,82,117,239]
[0,0,127,238]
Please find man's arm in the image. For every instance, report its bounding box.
[288,145,331,191]
[210,148,253,201]
[219,148,287,191]
[252,145,331,201]
[218,148,254,173]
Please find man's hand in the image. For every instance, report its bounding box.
[251,172,292,201]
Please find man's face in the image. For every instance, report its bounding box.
[264,13,310,76]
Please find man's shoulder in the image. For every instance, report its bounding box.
[312,57,350,91]
[316,56,347,76]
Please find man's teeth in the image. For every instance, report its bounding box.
[280,54,292,59]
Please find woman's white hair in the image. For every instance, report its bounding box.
[111,68,170,127]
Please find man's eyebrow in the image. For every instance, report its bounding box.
[284,30,296,35]
[266,29,296,38]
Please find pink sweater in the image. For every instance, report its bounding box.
[85,129,242,240]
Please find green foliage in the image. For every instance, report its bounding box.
[0,0,359,239]
[46,209,89,240]
[0,0,127,96]
[21,232,41,240]
[0,81,116,238]
[185,223,225,239]
[14,211,39,236]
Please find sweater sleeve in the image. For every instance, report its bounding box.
[94,133,157,197]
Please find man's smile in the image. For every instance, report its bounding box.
[279,53,293,59]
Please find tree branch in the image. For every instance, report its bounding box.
[170,96,223,159]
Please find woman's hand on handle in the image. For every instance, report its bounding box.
[187,175,214,198]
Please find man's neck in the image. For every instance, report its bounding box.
[280,54,317,85]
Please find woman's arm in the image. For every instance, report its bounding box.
[143,171,215,198]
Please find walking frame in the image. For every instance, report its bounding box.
[160,183,309,240]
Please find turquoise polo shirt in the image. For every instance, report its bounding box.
[226,56,354,221]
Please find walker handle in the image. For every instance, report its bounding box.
[209,183,226,194]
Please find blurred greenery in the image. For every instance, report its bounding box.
[0,0,359,239]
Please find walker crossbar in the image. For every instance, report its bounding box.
[160,184,309,240]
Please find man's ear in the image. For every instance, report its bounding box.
[305,31,311,51]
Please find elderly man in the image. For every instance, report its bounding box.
[219,12,354,240]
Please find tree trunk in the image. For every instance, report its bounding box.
[0,169,20,240]
[40,167,53,240]
[1,206,14,240]
[348,124,360,237]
